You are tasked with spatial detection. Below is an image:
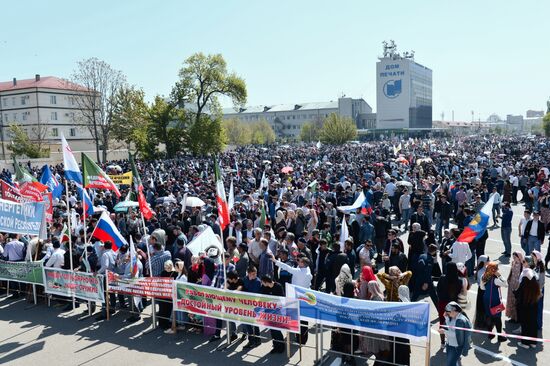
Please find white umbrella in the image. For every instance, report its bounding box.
[448,153,457,157]
[183,196,205,207]
[396,180,413,188]
[522,154,531,160]
[262,160,271,165]
[157,196,177,204]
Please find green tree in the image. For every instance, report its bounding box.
[319,113,357,144]
[188,115,227,155]
[224,118,251,145]
[543,113,550,137]
[171,53,247,125]
[250,119,276,144]
[111,86,149,149]
[7,124,48,158]
[147,96,188,157]
[300,117,323,142]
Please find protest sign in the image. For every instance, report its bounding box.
[106,271,173,299]
[0,260,43,285]
[0,198,45,236]
[0,180,32,204]
[43,268,104,302]
[286,284,430,340]
[108,172,133,186]
[174,282,300,333]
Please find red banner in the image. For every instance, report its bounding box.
[0,180,32,203]
[19,182,46,202]
[106,271,173,299]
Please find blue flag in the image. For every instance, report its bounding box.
[40,165,63,199]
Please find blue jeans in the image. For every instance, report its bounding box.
[501,227,512,254]
[446,345,462,366]
[401,208,411,229]
[527,236,541,253]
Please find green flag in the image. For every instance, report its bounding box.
[81,153,121,197]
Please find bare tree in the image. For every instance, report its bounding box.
[68,58,127,162]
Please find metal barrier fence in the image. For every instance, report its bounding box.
[0,279,430,366]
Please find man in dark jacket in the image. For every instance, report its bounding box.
[411,244,438,304]
[260,275,286,354]
[410,205,430,232]
[523,210,546,253]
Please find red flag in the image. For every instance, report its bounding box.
[129,153,154,220]
[214,158,229,230]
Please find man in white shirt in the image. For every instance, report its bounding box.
[45,240,65,268]
[447,241,472,266]
[271,255,312,289]
[510,174,519,204]
[247,228,263,266]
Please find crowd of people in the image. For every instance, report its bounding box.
[1,134,550,365]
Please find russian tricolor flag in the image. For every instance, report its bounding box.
[457,193,495,243]
[91,211,127,251]
[76,184,94,216]
[40,165,63,199]
[361,197,373,215]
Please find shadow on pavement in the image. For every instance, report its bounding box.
[0,298,301,366]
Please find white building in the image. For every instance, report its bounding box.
[376,41,432,131]
[223,97,372,139]
[0,75,95,159]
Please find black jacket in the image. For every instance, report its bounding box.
[523,219,546,242]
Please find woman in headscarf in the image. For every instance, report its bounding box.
[394,286,411,366]
[515,268,541,349]
[436,262,462,347]
[330,279,358,365]
[474,255,489,329]
[367,280,385,301]
[359,281,391,365]
[456,262,470,308]
[275,210,287,233]
[505,251,524,322]
[532,250,545,330]
[480,261,507,341]
[335,264,354,296]
[158,260,178,330]
[358,265,377,300]
[377,266,412,302]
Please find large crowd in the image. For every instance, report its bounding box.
[1,134,550,366]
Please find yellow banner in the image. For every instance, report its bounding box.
[108,172,133,185]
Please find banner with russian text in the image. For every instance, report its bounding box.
[173,282,300,333]
[0,180,32,204]
[43,268,104,302]
[286,284,430,341]
[0,260,43,285]
[0,198,45,236]
[106,271,172,299]
[108,172,133,186]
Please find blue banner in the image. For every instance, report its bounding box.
[286,284,430,341]
[0,198,45,236]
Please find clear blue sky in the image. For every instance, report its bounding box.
[2,0,548,121]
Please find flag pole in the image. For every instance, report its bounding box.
[82,187,92,317]
[65,179,75,310]
[139,210,156,329]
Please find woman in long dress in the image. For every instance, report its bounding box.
[480,261,507,342]
[505,251,523,322]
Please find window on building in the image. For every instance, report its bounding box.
[21,96,26,105]
[3,114,7,122]
[13,113,17,121]
[2,98,6,107]
[52,128,59,137]
[51,112,58,120]
[50,95,57,104]
[70,128,76,137]
[22,112,27,121]
[12,97,16,106]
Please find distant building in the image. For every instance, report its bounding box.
[0,75,95,159]
[222,97,372,139]
[376,41,432,131]
[506,114,524,131]
[526,110,544,118]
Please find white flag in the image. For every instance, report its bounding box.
[339,215,349,247]
[316,140,321,149]
[228,179,235,211]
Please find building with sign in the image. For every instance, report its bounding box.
[376,41,432,132]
